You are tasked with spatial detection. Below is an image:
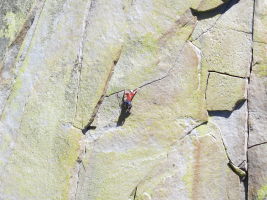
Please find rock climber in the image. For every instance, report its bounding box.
[123,89,137,112]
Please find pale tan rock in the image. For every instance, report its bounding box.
[0,0,265,199]
[254,0,267,43]
[196,0,230,12]
[248,144,267,200]
[206,72,247,111]
[248,68,267,200]
[0,0,38,60]
[0,0,88,199]
[74,42,208,200]
[134,123,241,200]
[200,28,252,77]
[191,0,253,78]
[215,0,253,33]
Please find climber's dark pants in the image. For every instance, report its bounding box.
[123,100,132,111]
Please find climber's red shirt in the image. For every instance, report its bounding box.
[124,90,137,102]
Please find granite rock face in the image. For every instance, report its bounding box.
[248,0,267,199]
[206,72,248,111]
[0,0,266,200]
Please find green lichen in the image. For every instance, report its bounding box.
[257,184,267,200]
[7,78,23,111]
[140,33,159,55]
[57,128,81,200]
[0,12,26,44]
[255,64,267,77]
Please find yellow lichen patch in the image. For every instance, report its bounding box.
[8,78,23,108]
[141,33,159,54]
[255,64,267,77]
[57,127,82,200]
[206,72,247,111]
[257,184,267,200]
[0,12,26,44]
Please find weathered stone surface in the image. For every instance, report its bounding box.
[200,28,251,77]
[248,71,267,146]
[73,0,126,129]
[248,144,267,200]
[191,0,253,41]
[0,0,88,198]
[206,72,247,111]
[134,123,241,200]
[73,0,206,129]
[215,0,253,33]
[75,41,208,200]
[0,0,37,60]
[0,0,44,116]
[248,74,267,197]
[247,0,267,199]
[192,0,253,78]
[248,51,267,200]
[0,0,265,199]
[254,0,267,44]
[209,101,248,168]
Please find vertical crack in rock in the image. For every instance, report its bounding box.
[73,0,97,122]
[72,45,123,200]
[82,48,123,133]
[248,142,267,149]
[73,144,86,200]
[74,161,82,200]
[204,72,210,101]
[0,0,47,118]
[129,186,137,200]
[246,0,256,199]
[70,1,97,198]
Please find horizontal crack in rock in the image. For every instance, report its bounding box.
[248,141,267,149]
[208,70,247,79]
[179,121,208,140]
